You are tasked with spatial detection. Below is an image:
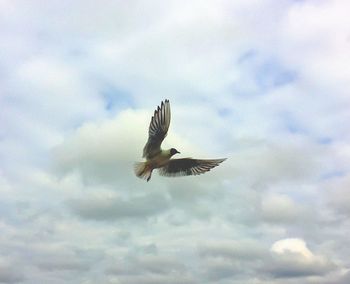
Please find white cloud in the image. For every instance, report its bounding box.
[267,238,336,278]
[280,1,350,93]
[271,238,314,259]
[53,109,149,184]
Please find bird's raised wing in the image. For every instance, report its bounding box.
[143,99,171,159]
[158,158,226,177]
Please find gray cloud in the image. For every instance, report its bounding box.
[0,261,24,284]
[324,174,350,216]
[198,240,267,261]
[262,253,336,279]
[33,247,93,272]
[109,274,196,284]
[108,255,187,275]
[68,192,170,220]
[330,271,350,284]
[1,0,350,283]
[260,194,303,224]
[106,252,195,284]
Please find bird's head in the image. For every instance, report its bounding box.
[170,148,180,156]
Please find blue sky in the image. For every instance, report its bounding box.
[1,0,350,283]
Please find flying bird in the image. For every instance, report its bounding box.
[134,100,226,182]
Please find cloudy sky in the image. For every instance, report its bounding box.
[1,0,350,283]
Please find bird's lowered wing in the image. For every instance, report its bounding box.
[143,99,171,158]
[158,158,226,177]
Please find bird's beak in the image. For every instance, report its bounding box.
[176,150,180,154]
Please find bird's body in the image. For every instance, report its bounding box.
[134,148,177,181]
[134,99,226,181]
[145,149,173,170]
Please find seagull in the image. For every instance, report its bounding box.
[134,99,226,182]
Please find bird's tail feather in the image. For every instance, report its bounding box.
[134,162,152,181]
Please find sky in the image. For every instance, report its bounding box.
[1,0,350,283]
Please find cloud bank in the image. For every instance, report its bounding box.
[1,0,350,283]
